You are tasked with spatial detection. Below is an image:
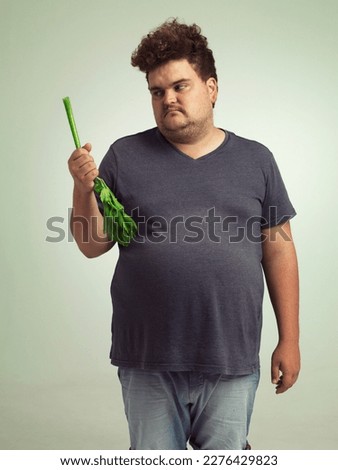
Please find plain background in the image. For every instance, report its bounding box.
[1,0,337,450]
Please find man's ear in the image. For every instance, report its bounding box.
[207,77,218,106]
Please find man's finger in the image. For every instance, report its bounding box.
[271,362,281,385]
[275,372,297,394]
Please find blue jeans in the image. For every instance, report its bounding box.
[118,367,260,450]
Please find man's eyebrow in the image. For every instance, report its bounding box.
[148,79,191,91]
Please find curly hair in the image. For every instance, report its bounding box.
[131,19,217,83]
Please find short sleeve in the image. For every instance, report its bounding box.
[261,153,296,228]
[94,145,118,215]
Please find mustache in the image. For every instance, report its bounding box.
[163,106,185,116]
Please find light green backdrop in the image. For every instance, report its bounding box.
[1,0,337,450]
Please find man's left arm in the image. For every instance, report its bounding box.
[261,221,300,394]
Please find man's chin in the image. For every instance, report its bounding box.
[160,118,189,132]
[159,124,194,144]
[162,114,185,126]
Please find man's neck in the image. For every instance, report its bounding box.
[167,127,226,159]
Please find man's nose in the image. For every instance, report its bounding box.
[163,89,177,105]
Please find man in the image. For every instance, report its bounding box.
[68,19,300,450]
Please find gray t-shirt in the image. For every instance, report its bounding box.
[96,128,296,375]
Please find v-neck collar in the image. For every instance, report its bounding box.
[156,128,230,162]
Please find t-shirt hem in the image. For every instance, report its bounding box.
[261,210,297,229]
[111,358,259,376]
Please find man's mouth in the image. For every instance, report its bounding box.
[164,108,184,117]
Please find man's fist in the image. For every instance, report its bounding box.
[68,143,99,193]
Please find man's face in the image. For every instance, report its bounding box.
[148,59,218,144]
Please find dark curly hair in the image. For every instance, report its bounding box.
[131,19,217,83]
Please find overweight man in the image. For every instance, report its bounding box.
[68,19,300,450]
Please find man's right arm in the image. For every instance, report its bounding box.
[68,142,115,258]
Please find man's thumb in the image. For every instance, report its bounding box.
[82,142,92,152]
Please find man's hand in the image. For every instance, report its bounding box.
[271,340,300,394]
[68,142,99,193]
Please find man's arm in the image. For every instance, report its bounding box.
[68,142,115,258]
[261,221,300,394]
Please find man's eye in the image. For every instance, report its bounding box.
[151,90,164,98]
[174,84,187,92]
